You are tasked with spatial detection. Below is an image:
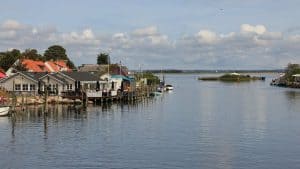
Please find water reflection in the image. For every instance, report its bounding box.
[285,90,300,100]
[8,98,159,140]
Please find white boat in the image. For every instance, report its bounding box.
[165,84,174,91]
[0,106,10,116]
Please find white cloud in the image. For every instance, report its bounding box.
[196,30,219,44]
[0,20,299,69]
[132,26,158,36]
[82,29,94,40]
[241,24,266,35]
[1,20,23,30]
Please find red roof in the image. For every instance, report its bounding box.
[21,59,71,72]
[0,70,6,78]
[22,59,48,72]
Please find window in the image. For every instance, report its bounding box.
[67,84,72,90]
[30,84,36,91]
[22,84,28,91]
[15,84,21,91]
[48,84,52,91]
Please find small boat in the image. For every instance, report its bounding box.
[165,84,174,91]
[0,106,10,116]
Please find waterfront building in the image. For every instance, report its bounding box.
[0,71,104,96]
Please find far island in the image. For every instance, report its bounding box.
[198,73,265,82]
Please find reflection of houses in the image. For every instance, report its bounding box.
[0,71,103,96]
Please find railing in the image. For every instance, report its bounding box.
[61,91,83,98]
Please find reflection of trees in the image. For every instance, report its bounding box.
[285,91,300,100]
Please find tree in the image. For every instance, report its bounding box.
[97,53,110,65]
[284,63,300,82]
[44,45,76,69]
[22,49,43,60]
[44,45,68,61]
[0,49,21,71]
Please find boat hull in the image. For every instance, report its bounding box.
[0,107,10,116]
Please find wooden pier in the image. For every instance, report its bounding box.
[61,86,156,106]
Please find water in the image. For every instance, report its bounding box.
[1,73,300,169]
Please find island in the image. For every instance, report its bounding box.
[199,73,265,82]
[270,63,300,88]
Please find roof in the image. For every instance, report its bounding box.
[60,72,100,81]
[78,64,101,72]
[292,74,300,77]
[111,75,134,81]
[21,59,71,72]
[0,71,41,83]
[79,64,129,76]
[22,59,48,72]
[45,60,71,72]
[0,68,6,78]
[229,72,240,76]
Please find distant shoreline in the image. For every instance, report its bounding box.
[133,69,284,74]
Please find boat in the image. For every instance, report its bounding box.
[165,84,173,91]
[0,106,10,116]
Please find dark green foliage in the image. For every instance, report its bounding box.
[199,73,263,82]
[14,62,27,71]
[0,49,21,71]
[44,45,76,69]
[67,60,76,70]
[22,49,43,60]
[44,45,68,61]
[139,72,160,85]
[0,45,77,71]
[97,53,109,65]
[283,63,300,82]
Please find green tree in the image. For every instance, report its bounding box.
[97,53,110,65]
[44,45,76,69]
[0,49,21,71]
[22,49,43,60]
[44,45,68,61]
[284,63,300,82]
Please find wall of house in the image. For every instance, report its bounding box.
[55,74,75,92]
[111,78,122,90]
[39,77,64,95]
[0,74,38,95]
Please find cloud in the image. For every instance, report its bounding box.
[195,30,219,44]
[132,26,158,37]
[0,20,299,69]
[241,24,266,35]
[1,20,23,30]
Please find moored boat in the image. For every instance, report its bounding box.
[165,84,174,91]
[0,106,10,116]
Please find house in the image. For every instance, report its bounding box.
[6,59,72,76]
[0,71,40,95]
[0,71,103,96]
[100,73,135,92]
[78,64,129,76]
[58,72,105,91]
[292,74,300,83]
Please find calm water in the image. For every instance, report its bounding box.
[1,73,300,169]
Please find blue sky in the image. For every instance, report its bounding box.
[1,0,300,69]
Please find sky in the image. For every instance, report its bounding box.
[1,0,300,70]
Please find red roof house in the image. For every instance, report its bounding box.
[21,59,71,72]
